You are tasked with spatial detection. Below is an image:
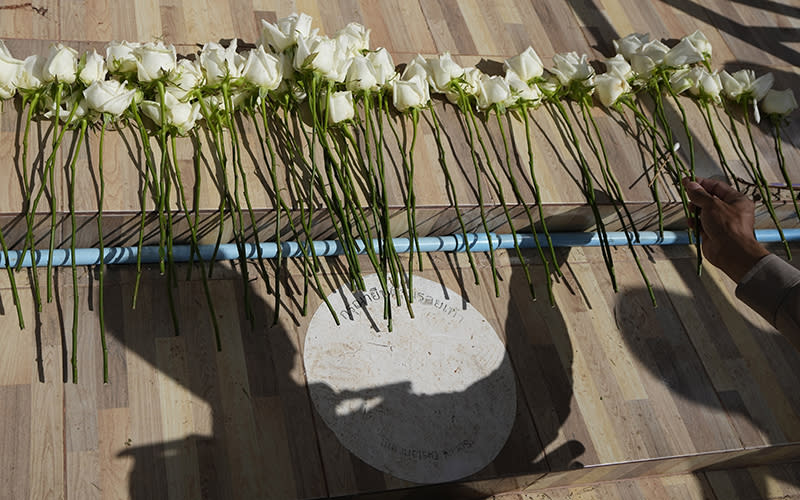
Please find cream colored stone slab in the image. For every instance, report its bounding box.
[304,274,516,484]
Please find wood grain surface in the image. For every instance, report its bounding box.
[1,1,800,499]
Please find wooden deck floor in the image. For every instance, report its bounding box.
[0,0,799,498]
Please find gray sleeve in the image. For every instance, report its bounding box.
[735,254,800,347]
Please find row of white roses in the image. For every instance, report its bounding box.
[598,31,796,119]
[0,12,796,136]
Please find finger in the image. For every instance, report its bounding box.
[682,177,716,209]
[697,177,744,204]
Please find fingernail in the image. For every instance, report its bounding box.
[685,181,701,191]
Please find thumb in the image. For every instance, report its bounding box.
[682,177,715,209]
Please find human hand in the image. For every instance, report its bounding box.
[682,176,769,282]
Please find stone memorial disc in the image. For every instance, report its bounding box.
[304,274,516,484]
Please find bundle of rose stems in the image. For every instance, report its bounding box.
[0,13,796,382]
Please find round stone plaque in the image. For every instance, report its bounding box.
[304,274,516,484]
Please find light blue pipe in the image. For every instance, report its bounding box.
[2,229,800,268]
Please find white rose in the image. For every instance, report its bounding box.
[335,22,370,56]
[367,48,396,88]
[630,39,669,76]
[391,74,429,112]
[537,76,559,97]
[504,46,543,82]
[550,52,594,86]
[43,43,78,84]
[720,69,773,101]
[43,89,88,121]
[462,67,481,95]
[200,39,244,86]
[345,55,378,92]
[630,54,655,78]
[401,55,428,82]
[295,35,351,82]
[260,13,314,53]
[693,69,722,102]
[604,53,633,81]
[613,33,649,60]
[0,41,23,99]
[662,37,703,68]
[141,90,201,134]
[106,41,140,74]
[687,30,712,59]
[476,74,512,110]
[134,42,177,82]
[426,52,464,93]
[78,50,107,86]
[668,67,694,94]
[242,45,282,90]
[167,59,204,99]
[327,90,354,123]
[641,39,669,61]
[594,73,630,107]
[761,89,797,116]
[83,79,136,117]
[16,55,44,90]
[505,72,542,104]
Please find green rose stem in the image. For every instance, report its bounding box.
[97,118,109,382]
[375,92,407,308]
[520,104,562,274]
[46,82,65,304]
[770,115,800,222]
[466,102,528,300]
[648,81,700,272]
[454,88,500,297]
[662,74,703,275]
[280,101,347,319]
[224,87,272,298]
[738,102,790,258]
[282,109,339,322]
[579,100,655,305]
[549,98,617,291]
[472,111,534,300]
[0,224,22,328]
[356,94,391,289]
[622,96,676,235]
[156,82,180,335]
[220,83,257,325]
[307,82,392,324]
[662,72,696,180]
[427,104,480,285]
[500,108,556,305]
[382,101,423,301]
[254,98,286,324]
[18,92,42,309]
[332,126,398,327]
[579,100,639,240]
[193,92,228,278]
[67,118,88,383]
[228,92,272,298]
[363,93,396,303]
[294,102,363,293]
[189,132,204,280]
[196,90,256,321]
[20,91,78,311]
[128,101,163,309]
[308,77,371,290]
[373,92,410,308]
[698,100,740,190]
[171,134,222,350]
